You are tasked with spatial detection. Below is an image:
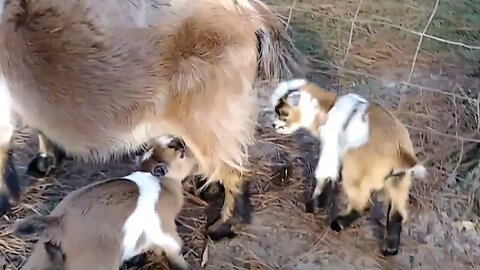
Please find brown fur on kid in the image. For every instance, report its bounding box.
[271,80,426,256]
[14,137,195,270]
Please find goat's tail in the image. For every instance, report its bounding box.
[391,147,427,179]
[248,0,307,81]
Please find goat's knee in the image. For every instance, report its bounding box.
[206,169,252,241]
[26,133,67,178]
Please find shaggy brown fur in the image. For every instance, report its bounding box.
[271,80,426,256]
[0,0,304,238]
[13,136,195,270]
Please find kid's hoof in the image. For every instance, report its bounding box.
[206,218,236,241]
[330,220,343,232]
[382,245,399,256]
[26,154,56,178]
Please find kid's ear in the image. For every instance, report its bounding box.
[14,215,62,240]
[285,91,301,106]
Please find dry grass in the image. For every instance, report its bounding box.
[1,0,480,269]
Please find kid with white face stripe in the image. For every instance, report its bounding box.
[270,79,427,256]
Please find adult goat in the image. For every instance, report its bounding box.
[0,0,302,239]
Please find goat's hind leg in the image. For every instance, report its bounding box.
[382,175,410,256]
[26,133,67,178]
[0,78,20,216]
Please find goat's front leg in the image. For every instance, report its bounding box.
[306,142,341,213]
[206,167,252,241]
[0,77,20,216]
[0,146,19,216]
[26,133,67,178]
[152,228,188,270]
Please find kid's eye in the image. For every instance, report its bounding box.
[280,111,289,117]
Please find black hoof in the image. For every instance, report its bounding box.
[382,246,399,256]
[0,193,12,216]
[206,218,237,241]
[330,220,343,232]
[26,154,56,178]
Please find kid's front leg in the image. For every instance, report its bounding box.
[306,145,340,213]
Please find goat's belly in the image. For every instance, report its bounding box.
[16,105,159,160]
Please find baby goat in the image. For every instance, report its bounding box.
[270,79,427,256]
[14,136,196,270]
